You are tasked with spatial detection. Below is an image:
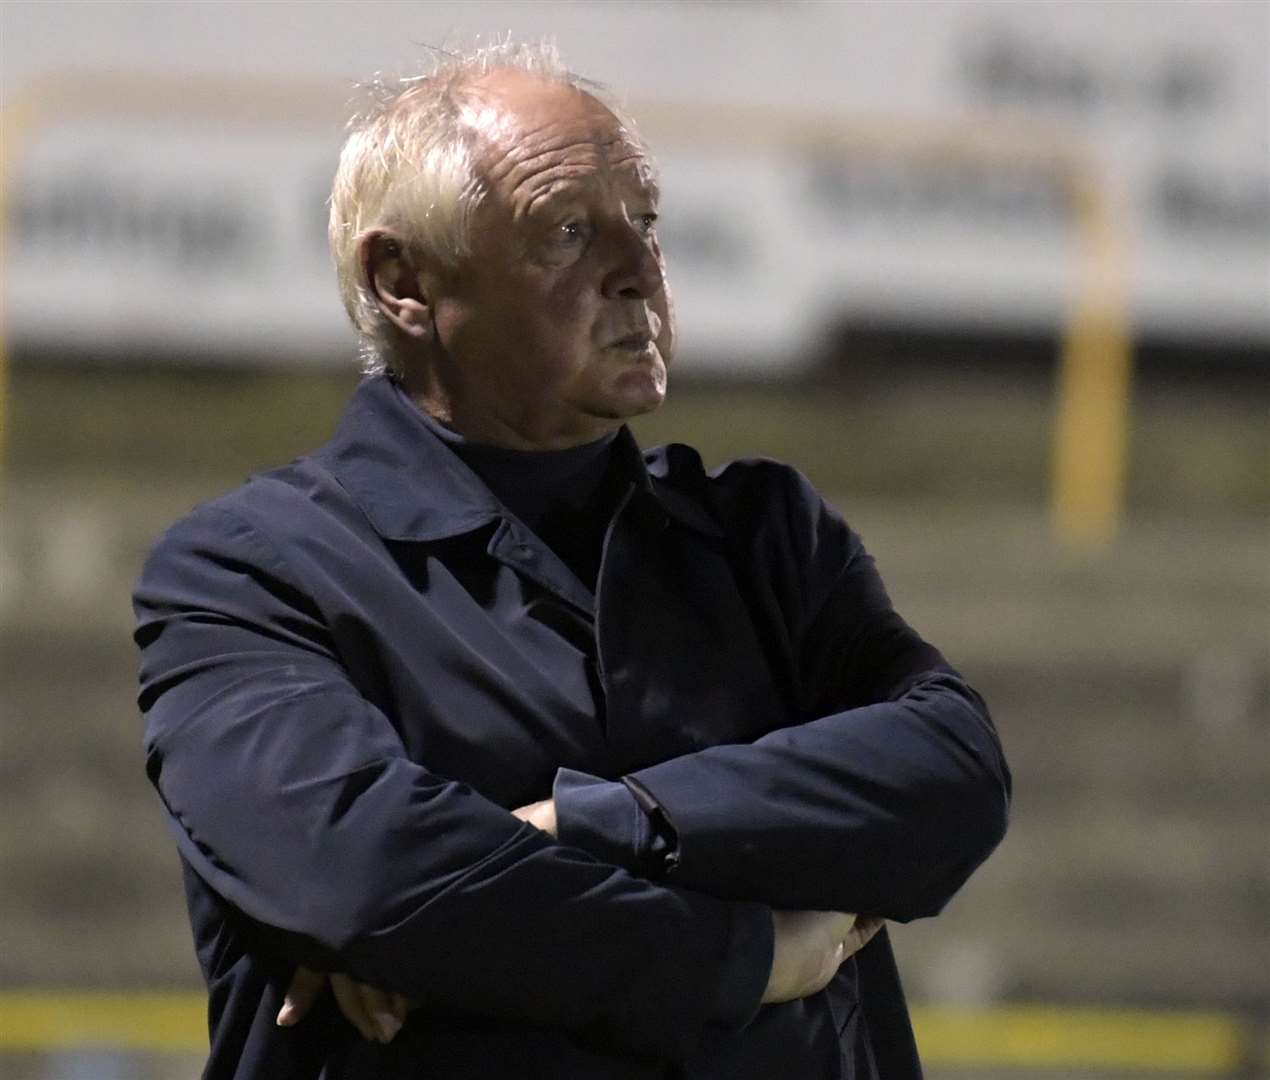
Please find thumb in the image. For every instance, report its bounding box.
[277,966,327,1027]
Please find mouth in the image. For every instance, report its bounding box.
[607,332,655,352]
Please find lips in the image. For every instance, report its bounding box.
[606,309,662,351]
[608,331,654,350]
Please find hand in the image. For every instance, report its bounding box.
[761,910,885,1004]
[512,797,557,837]
[277,966,413,1044]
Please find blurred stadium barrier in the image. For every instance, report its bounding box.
[0,994,1265,1077]
[8,29,1269,547]
[1,371,1267,1078]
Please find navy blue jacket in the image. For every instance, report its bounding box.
[134,376,1010,1079]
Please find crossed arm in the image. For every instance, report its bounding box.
[134,474,1009,1057]
[277,800,886,1043]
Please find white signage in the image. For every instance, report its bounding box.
[2,0,1266,371]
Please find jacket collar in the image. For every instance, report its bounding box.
[316,376,502,542]
[315,376,722,542]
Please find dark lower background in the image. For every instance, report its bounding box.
[1,330,1266,1078]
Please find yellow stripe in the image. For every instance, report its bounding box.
[912,1004,1247,1071]
[0,994,1254,1070]
[0,992,206,1053]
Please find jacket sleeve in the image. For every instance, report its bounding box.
[554,464,1011,923]
[133,503,771,1059]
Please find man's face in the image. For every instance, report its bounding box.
[428,71,674,449]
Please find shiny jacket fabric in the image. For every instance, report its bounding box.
[134,375,1011,1079]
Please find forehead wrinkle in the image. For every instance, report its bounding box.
[516,166,599,217]
[497,138,606,185]
[516,161,660,223]
[486,128,638,184]
[611,150,659,197]
[501,137,654,212]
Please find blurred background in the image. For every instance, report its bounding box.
[1,2,1266,1077]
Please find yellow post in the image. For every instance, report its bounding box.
[0,92,43,482]
[1052,170,1133,549]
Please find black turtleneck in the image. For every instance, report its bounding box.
[405,389,626,592]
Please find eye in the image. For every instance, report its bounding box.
[556,220,590,245]
[634,212,658,235]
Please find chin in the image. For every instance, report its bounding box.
[606,363,667,418]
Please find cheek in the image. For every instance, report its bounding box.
[541,276,595,334]
[654,285,676,362]
[431,296,475,353]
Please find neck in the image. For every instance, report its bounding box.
[397,368,618,452]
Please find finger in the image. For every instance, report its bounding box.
[843,916,886,958]
[331,973,380,1042]
[391,992,413,1019]
[277,967,326,1027]
[857,916,885,944]
[356,981,403,1043]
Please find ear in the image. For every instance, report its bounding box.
[359,230,434,340]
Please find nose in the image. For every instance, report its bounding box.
[601,225,664,300]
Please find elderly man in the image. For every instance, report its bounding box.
[134,42,1009,1079]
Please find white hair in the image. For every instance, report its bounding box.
[328,40,642,377]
